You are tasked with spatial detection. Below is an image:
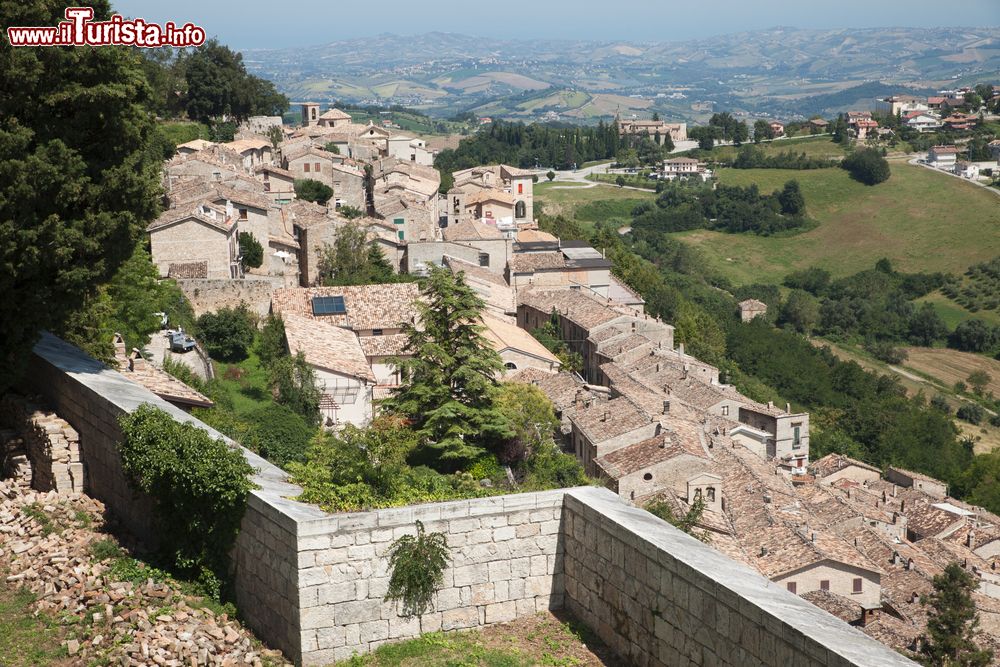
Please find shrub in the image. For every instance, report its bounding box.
[949,319,1000,353]
[268,351,322,425]
[957,403,985,425]
[196,304,256,361]
[338,205,363,219]
[118,405,256,594]
[294,178,333,204]
[385,521,450,617]
[865,340,908,365]
[238,232,263,270]
[841,148,890,185]
[930,395,952,414]
[255,314,287,367]
[244,403,315,467]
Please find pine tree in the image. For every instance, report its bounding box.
[383,266,509,465]
[921,562,993,667]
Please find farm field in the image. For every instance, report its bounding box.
[917,291,1000,328]
[672,163,1000,286]
[902,347,1000,397]
[534,182,654,221]
[699,136,846,162]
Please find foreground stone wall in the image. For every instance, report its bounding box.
[562,488,915,667]
[25,333,917,666]
[294,491,567,665]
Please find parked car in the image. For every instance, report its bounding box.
[168,330,196,353]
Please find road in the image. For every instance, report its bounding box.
[908,155,1000,199]
[146,330,212,380]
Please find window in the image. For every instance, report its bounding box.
[303,163,310,173]
[853,578,863,594]
[479,253,490,267]
[238,208,248,220]
[693,488,702,500]
[372,329,383,336]
[706,487,715,502]
[721,405,729,416]
[793,424,802,449]
[314,163,322,173]
[312,295,346,315]
[820,580,830,592]
[394,218,405,225]
[397,230,405,241]
[786,582,797,594]
[515,201,526,219]
[517,183,524,195]
[505,362,517,370]
[642,472,652,481]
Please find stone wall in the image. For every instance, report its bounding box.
[24,333,918,667]
[561,488,915,667]
[176,277,275,318]
[0,394,83,492]
[294,491,567,665]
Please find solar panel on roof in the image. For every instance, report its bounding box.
[312,295,346,315]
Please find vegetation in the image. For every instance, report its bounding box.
[1,0,166,392]
[63,243,195,361]
[939,258,1000,319]
[294,178,334,205]
[919,562,994,667]
[196,304,257,362]
[0,585,66,667]
[385,521,450,618]
[267,352,322,426]
[317,223,406,286]
[238,232,264,271]
[630,179,808,236]
[730,145,836,170]
[382,267,510,465]
[644,497,709,542]
[840,148,890,185]
[118,405,257,595]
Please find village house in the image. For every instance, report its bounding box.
[222,137,274,171]
[146,203,240,280]
[316,107,353,129]
[447,164,537,230]
[480,311,561,374]
[616,115,687,144]
[955,162,981,180]
[927,145,959,169]
[902,111,943,133]
[853,118,879,141]
[253,165,296,205]
[875,95,929,116]
[943,113,978,131]
[175,139,215,156]
[386,134,434,166]
[282,314,376,428]
[737,298,768,322]
[768,121,785,137]
[407,219,513,275]
[507,241,613,296]
[808,118,829,132]
[887,467,948,500]
[662,157,710,180]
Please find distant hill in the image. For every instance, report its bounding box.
[241,26,1000,123]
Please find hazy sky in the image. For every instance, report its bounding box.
[113,0,999,50]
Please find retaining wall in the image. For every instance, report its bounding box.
[25,333,917,667]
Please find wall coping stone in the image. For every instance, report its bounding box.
[564,487,917,667]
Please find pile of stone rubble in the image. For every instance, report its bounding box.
[0,480,290,666]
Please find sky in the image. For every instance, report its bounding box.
[113,0,999,50]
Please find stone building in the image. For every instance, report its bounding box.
[147,203,239,279]
[738,298,768,322]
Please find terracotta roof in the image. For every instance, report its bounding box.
[480,312,560,365]
[508,252,567,273]
[271,283,421,331]
[570,396,651,445]
[442,220,505,242]
[465,189,515,207]
[518,289,623,330]
[506,369,587,413]
[596,424,710,478]
[146,205,234,234]
[254,164,295,179]
[113,337,213,408]
[906,499,965,540]
[358,333,409,358]
[811,454,882,479]
[284,146,340,163]
[282,314,375,383]
[176,139,215,151]
[210,183,272,211]
[516,230,558,243]
[319,108,352,121]
[223,138,271,153]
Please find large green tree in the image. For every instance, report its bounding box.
[1,0,165,391]
[182,39,287,124]
[317,223,398,286]
[383,266,509,465]
[921,562,993,667]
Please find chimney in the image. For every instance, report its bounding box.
[129,348,146,372]
[967,531,976,548]
[900,499,905,512]
[601,410,609,422]
[656,363,660,372]
[767,401,774,410]
[662,400,670,415]
[763,494,772,504]
[811,532,816,543]
[892,484,897,497]
[785,402,791,413]
[575,389,585,410]
[911,592,920,604]
[907,558,915,571]
[678,343,684,356]
[112,333,128,370]
[892,551,902,565]
[860,608,877,627]
[760,546,768,557]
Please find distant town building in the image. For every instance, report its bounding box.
[738,299,768,322]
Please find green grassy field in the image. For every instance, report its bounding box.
[535,182,655,221]
[701,136,846,162]
[917,291,1000,328]
[673,163,1000,286]
[0,582,67,667]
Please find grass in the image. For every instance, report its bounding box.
[209,348,273,416]
[672,162,1000,286]
[534,182,655,221]
[0,579,68,666]
[699,136,847,162]
[337,612,612,666]
[586,173,657,190]
[902,347,1000,397]
[917,291,1000,328]
[158,120,212,147]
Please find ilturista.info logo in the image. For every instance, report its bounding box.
[6,7,206,47]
